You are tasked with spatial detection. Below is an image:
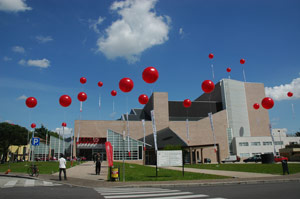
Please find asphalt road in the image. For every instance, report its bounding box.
[1,180,299,199]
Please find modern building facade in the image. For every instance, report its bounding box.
[73,79,299,164]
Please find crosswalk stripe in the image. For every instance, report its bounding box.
[140,194,209,199]
[24,179,35,187]
[4,180,18,187]
[101,190,180,195]
[96,188,169,192]
[104,191,193,199]
[43,181,53,186]
[207,198,227,199]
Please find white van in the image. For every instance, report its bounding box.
[221,155,241,163]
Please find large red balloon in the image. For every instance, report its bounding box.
[31,123,36,128]
[287,92,293,97]
[208,53,214,59]
[142,67,159,84]
[59,95,72,107]
[226,67,231,72]
[201,80,215,93]
[119,78,134,93]
[138,94,149,105]
[253,103,260,110]
[98,81,103,87]
[261,97,274,109]
[80,77,87,84]
[183,99,192,108]
[240,59,245,64]
[111,90,117,96]
[78,92,87,102]
[62,122,67,127]
[26,97,37,108]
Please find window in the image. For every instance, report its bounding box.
[239,142,248,146]
[252,153,261,156]
[251,142,261,146]
[263,142,272,146]
[240,153,250,157]
[274,141,283,145]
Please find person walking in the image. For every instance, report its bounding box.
[59,154,67,180]
[95,153,102,175]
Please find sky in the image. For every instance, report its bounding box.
[0,0,299,136]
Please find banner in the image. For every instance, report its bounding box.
[208,112,217,152]
[150,110,158,151]
[126,112,130,156]
[105,142,113,167]
[142,119,146,150]
[186,118,190,143]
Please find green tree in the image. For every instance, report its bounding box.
[0,122,28,163]
[295,132,300,137]
[34,124,59,141]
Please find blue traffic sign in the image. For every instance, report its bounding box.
[32,138,40,146]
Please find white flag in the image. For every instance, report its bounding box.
[186,118,190,143]
[150,110,158,151]
[142,119,146,150]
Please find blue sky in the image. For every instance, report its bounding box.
[0,0,299,136]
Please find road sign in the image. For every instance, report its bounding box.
[32,138,40,146]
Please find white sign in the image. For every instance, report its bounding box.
[157,150,182,167]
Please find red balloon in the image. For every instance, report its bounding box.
[142,67,159,84]
[98,81,103,87]
[78,92,87,102]
[138,94,149,104]
[62,122,67,127]
[208,53,214,59]
[253,103,260,110]
[261,97,274,109]
[111,90,117,96]
[183,99,192,108]
[240,59,245,64]
[59,95,72,107]
[31,123,36,129]
[226,67,231,72]
[201,80,215,93]
[26,97,37,108]
[80,77,87,84]
[119,78,134,93]
[287,92,293,97]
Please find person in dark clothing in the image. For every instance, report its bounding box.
[95,153,102,175]
[281,160,289,175]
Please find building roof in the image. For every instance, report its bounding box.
[139,127,188,149]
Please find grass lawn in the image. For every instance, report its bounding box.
[185,163,300,175]
[0,161,83,174]
[108,162,229,181]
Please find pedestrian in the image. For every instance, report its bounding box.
[59,154,67,180]
[281,159,289,175]
[95,153,102,175]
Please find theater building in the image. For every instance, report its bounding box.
[73,79,299,164]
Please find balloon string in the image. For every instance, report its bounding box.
[211,64,215,80]
[242,67,247,82]
[77,111,82,143]
[99,94,101,120]
[292,103,295,119]
[80,102,83,112]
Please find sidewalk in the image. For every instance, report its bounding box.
[3,161,300,188]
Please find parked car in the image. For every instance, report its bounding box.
[274,155,288,162]
[221,155,240,163]
[243,155,262,163]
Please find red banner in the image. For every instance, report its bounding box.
[105,142,113,167]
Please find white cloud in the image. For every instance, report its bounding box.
[36,35,53,43]
[179,28,184,35]
[3,56,12,61]
[97,0,170,63]
[265,77,300,101]
[55,127,73,137]
[0,0,31,12]
[89,16,105,34]
[17,94,27,100]
[18,59,26,65]
[19,58,50,68]
[12,46,25,53]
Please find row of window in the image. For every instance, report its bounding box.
[239,141,283,147]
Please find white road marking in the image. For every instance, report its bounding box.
[24,179,35,187]
[4,180,18,187]
[104,191,193,198]
[140,194,210,199]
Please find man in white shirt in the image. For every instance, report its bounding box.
[59,154,67,181]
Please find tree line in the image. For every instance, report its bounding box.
[0,122,59,163]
